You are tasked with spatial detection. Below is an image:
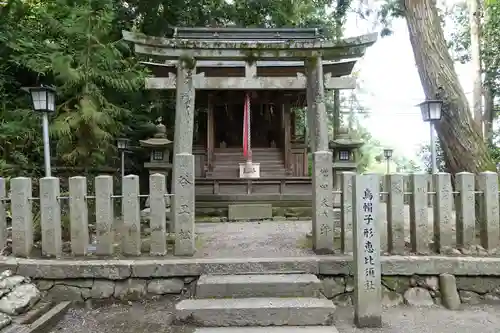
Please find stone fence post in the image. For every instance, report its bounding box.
[477,171,499,250]
[340,172,354,254]
[149,173,167,256]
[0,178,6,248]
[432,173,453,253]
[122,175,141,256]
[95,175,114,256]
[455,172,475,248]
[11,177,32,257]
[69,176,89,256]
[386,173,405,254]
[40,177,62,257]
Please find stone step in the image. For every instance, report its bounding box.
[207,174,287,178]
[194,327,339,333]
[214,158,284,162]
[175,297,335,327]
[210,167,287,173]
[196,274,322,298]
[214,154,283,158]
[213,162,285,166]
[214,148,282,152]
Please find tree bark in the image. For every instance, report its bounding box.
[403,0,494,174]
[483,77,494,141]
[469,0,483,133]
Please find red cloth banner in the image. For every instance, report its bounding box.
[243,92,251,160]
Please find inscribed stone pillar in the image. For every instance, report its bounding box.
[312,57,329,152]
[312,151,334,253]
[173,153,196,256]
[173,57,196,157]
[172,57,196,256]
[352,173,382,328]
[40,177,62,257]
[307,56,334,253]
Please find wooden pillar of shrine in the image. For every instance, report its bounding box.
[206,94,215,172]
[283,94,292,175]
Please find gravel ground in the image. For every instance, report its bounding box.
[194,202,452,258]
[195,220,314,258]
[49,301,500,333]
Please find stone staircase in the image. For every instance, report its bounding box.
[175,273,338,332]
[207,148,287,178]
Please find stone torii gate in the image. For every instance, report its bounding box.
[122,27,377,256]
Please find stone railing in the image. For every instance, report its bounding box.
[338,171,497,256]
[0,171,498,259]
[0,174,173,258]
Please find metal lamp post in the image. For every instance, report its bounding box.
[383,148,393,174]
[117,138,130,180]
[418,100,443,174]
[23,86,56,177]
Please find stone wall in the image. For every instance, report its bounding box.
[34,277,196,303]
[23,274,500,307]
[321,274,500,308]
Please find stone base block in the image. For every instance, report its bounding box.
[196,274,322,298]
[175,297,336,326]
[239,162,260,179]
[228,204,272,220]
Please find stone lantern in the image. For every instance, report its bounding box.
[329,128,364,206]
[140,120,173,209]
[140,121,173,177]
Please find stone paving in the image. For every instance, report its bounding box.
[48,300,500,333]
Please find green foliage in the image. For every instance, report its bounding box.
[1,0,356,177]
[5,0,148,167]
[447,1,470,64]
[483,1,500,97]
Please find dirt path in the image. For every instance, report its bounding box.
[49,301,500,333]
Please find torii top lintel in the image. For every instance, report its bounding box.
[121,28,378,61]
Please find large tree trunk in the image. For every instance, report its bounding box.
[469,0,483,133]
[403,0,494,174]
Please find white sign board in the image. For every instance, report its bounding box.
[239,162,260,179]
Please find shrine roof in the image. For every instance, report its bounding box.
[122,29,378,61]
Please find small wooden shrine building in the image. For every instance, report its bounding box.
[123,27,377,254]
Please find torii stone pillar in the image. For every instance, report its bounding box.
[307,56,334,253]
[172,58,196,256]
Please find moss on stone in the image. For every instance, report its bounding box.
[382,276,411,294]
[179,54,197,70]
